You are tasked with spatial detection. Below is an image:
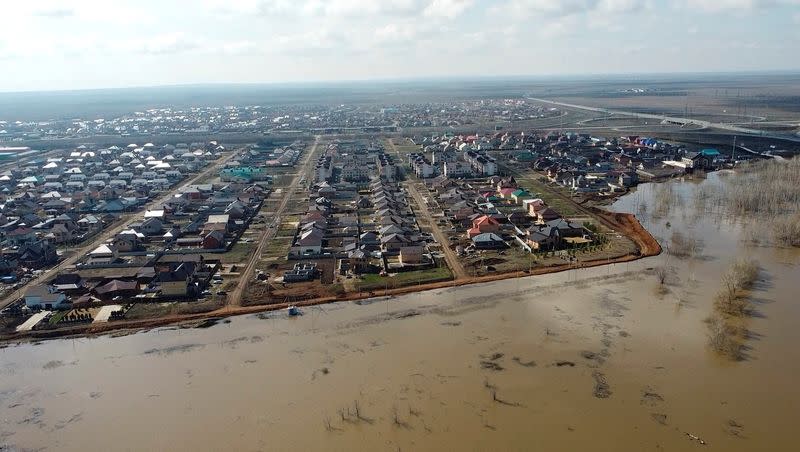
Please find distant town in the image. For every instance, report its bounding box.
[0,99,561,141]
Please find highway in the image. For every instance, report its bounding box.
[528,97,800,143]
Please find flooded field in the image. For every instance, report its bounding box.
[1,173,798,451]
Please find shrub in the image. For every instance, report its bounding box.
[705,314,744,361]
[668,231,701,258]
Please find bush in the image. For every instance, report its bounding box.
[771,213,800,247]
[729,258,759,290]
[713,258,758,317]
[705,314,744,361]
[668,231,702,258]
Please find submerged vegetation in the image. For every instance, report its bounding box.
[706,258,761,360]
[667,231,703,259]
[720,158,800,247]
[713,258,760,317]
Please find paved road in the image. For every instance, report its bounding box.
[386,138,467,280]
[0,149,243,310]
[528,97,800,143]
[227,136,322,307]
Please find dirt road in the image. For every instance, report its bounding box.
[405,181,467,279]
[227,136,322,307]
[386,138,467,279]
[0,148,242,310]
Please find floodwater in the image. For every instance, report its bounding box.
[1,173,798,451]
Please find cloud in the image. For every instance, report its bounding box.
[134,33,201,56]
[597,0,648,13]
[423,0,475,18]
[207,0,423,17]
[679,0,800,12]
[33,7,76,18]
[497,0,648,18]
[215,41,258,55]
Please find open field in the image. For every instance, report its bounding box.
[356,266,453,292]
[523,73,800,121]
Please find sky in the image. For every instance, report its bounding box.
[0,0,798,92]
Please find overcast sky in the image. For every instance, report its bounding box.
[1,0,798,92]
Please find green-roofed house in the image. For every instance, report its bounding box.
[511,189,533,204]
[683,148,720,171]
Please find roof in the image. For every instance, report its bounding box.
[95,279,137,295]
[24,285,65,302]
[473,215,500,227]
[472,232,504,243]
[89,244,114,255]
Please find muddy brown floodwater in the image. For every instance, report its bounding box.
[1,173,798,451]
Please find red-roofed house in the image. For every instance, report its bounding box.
[467,215,500,238]
[498,188,515,199]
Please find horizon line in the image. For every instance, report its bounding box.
[2,69,799,95]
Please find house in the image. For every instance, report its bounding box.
[138,217,164,236]
[153,262,196,297]
[48,223,73,244]
[113,230,144,252]
[507,211,531,227]
[399,245,425,265]
[94,279,138,299]
[525,225,558,250]
[0,255,18,276]
[17,241,58,269]
[472,233,507,249]
[291,228,324,255]
[346,249,370,273]
[524,198,546,216]
[511,189,532,204]
[202,230,225,249]
[545,218,590,240]
[5,227,37,246]
[86,244,118,265]
[682,149,720,170]
[144,209,165,220]
[51,273,84,292]
[535,207,561,223]
[381,233,411,252]
[467,215,500,238]
[526,219,590,250]
[204,214,230,234]
[24,285,68,309]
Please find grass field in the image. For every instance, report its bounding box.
[512,174,581,217]
[217,242,255,264]
[387,138,421,157]
[356,266,453,291]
